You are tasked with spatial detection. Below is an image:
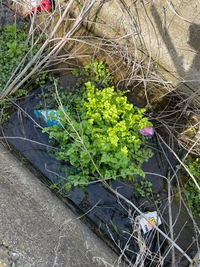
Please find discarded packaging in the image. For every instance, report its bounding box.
[22,0,51,17]
[137,211,162,234]
[139,126,154,136]
[34,108,67,127]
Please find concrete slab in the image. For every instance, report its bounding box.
[0,142,125,267]
[69,0,200,105]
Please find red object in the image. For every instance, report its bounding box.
[23,0,51,17]
[37,0,51,12]
[30,0,51,13]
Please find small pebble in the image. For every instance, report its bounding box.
[0,260,6,267]
[8,251,19,260]
[0,240,31,267]
[15,261,23,267]
[2,242,9,248]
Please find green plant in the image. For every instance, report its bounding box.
[0,98,11,123]
[183,157,200,217]
[0,23,45,92]
[34,74,60,110]
[133,179,153,198]
[0,89,28,124]
[0,22,49,124]
[72,60,113,90]
[43,62,153,192]
[110,220,119,235]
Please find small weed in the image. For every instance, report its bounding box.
[0,90,28,124]
[182,156,200,217]
[110,220,119,235]
[133,178,153,198]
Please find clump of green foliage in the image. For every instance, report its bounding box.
[0,23,47,124]
[0,23,43,92]
[183,157,200,217]
[72,60,113,89]
[43,61,153,192]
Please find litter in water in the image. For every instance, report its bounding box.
[136,211,162,234]
[139,126,154,136]
[34,108,67,127]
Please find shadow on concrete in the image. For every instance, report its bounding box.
[150,4,200,84]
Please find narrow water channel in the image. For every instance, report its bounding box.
[1,72,199,267]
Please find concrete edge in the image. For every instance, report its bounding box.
[0,142,127,267]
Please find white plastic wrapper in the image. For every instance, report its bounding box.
[137,211,162,234]
[8,0,51,17]
[24,0,39,10]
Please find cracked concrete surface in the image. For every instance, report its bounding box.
[0,143,124,267]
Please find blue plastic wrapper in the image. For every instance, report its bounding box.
[34,108,67,127]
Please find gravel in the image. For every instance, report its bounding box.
[0,241,33,267]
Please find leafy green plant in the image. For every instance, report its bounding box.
[183,157,200,217]
[72,60,113,90]
[0,23,48,124]
[0,89,28,124]
[0,23,45,92]
[133,179,153,198]
[43,62,153,193]
[0,98,11,123]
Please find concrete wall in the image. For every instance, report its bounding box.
[70,0,200,105]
